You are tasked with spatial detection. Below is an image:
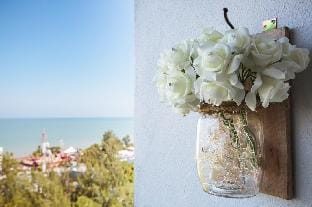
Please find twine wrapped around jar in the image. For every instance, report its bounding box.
[199,102,248,115]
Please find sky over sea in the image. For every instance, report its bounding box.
[0,0,134,118]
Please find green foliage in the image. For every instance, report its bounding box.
[102,131,124,152]
[0,131,134,207]
[76,196,101,207]
[77,130,134,206]
[32,145,43,157]
[50,146,61,154]
[122,135,132,148]
[1,152,18,175]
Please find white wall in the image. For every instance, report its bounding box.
[135,1,312,206]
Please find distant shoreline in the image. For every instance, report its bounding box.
[0,117,134,157]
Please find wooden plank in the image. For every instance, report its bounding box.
[250,27,293,199]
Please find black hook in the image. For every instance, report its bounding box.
[223,8,235,29]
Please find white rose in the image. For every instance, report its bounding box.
[194,43,233,80]
[247,37,282,68]
[158,40,195,71]
[194,78,245,106]
[258,76,290,108]
[245,73,290,110]
[199,28,223,45]
[155,69,197,115]
[165,70,194,102]
[262,38,310,80]
[287,47,310,72]
[278,37,295,57]
[278,37,310,71]
[222,27,251,53]
[263,60,297,81]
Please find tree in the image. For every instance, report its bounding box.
[122,135,132,148]
[32,146,43,157]
[49,146,61,155]
[29,171,71,207]
[77,131,134,206]
[1,152,18,175]
[0,153,36,206]
[102,131,124,153]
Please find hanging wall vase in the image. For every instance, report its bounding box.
[154,11,310,198]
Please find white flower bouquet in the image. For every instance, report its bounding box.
[155,27,310,115]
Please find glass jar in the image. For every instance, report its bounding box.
[196,107,263,198]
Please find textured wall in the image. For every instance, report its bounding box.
[134,0,312,206]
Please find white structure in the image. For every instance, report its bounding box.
[41,129,51,172]
[118,147,135,162]
[63,146,77,155]
[41,129,51,156]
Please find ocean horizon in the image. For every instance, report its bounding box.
[0,117,133,157]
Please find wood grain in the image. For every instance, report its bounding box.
[251,27,293,199]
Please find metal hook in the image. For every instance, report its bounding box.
[223,8,235,29]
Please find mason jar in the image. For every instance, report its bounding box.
[196,103,263,198]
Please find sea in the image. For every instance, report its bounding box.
[0,117,133,157]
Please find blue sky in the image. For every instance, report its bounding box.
[0,1,134,118]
